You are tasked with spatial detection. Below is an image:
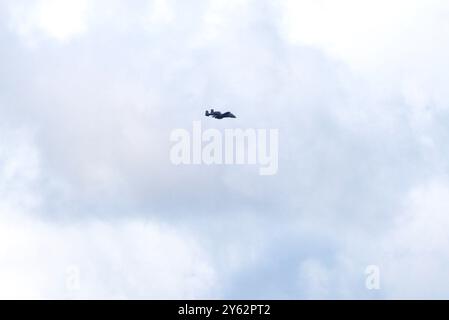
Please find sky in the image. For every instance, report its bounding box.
[1,0,449,299]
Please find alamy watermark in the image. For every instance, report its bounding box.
[170,121,279,176]
[66,265,81,292]
[365,265,381,290]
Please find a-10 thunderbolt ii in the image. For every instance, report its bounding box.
[205,109,236,119]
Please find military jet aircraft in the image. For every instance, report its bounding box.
[205,109,236,119]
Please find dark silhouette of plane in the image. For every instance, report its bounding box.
[205,109,236,119]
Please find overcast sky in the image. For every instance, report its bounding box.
[1,0,449,299]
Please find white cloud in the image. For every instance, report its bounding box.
[1,0,449,299]
[313,180,449,299]
[376,181,449,298]
[147,0,175,26]
[8,0,89,44]
[279,0,447,71]
[0,126,41,216]
[0,125,216,299]
[0,215,217,299]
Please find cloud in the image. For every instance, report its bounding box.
[7,0,89,45]
[0,125,216,299]
[0,215,217,299]
[1,0,449,298]
[373,181,449,298]
[279,0,449,70]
